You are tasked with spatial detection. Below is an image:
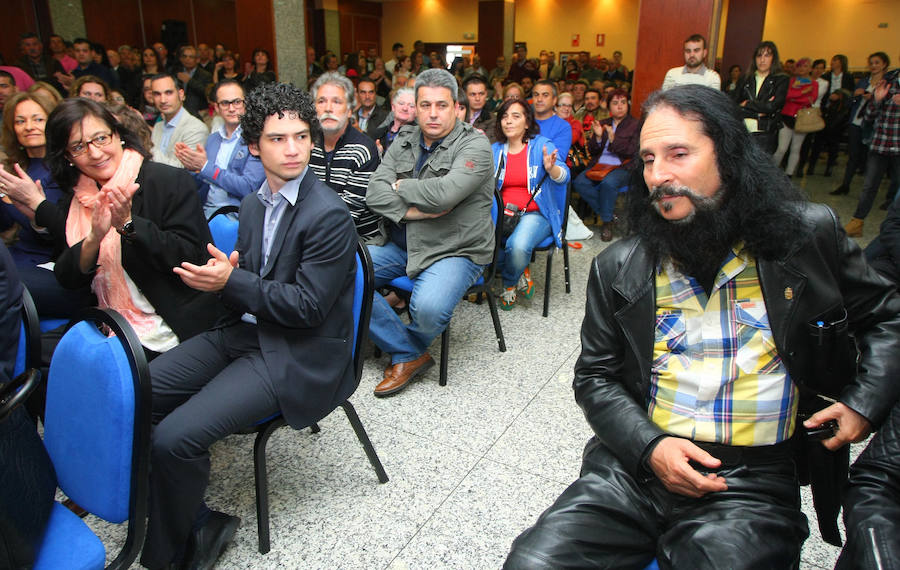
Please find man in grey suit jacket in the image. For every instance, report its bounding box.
[140,82,358,570]
[150,73,209,168]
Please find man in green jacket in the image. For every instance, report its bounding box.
[366,68,495,397]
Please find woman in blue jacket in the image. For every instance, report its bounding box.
[491,99,569,310]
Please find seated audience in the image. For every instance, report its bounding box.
[392,55,414,89]
[14,32,65,95]
[772,57,818,177]
[372,87,416,154]
[141,46,161,76]
[242,49,276,94]
[0,91,94,317]
[370,57,393,101]
[353,77,388,140]
[309,72,381,241]
[66,38,117,89]
[140,81,358,570]
[149,73,210,167]
[503,82,524,102]
[173,80,264,218]
[69,74,109,102]
[572,89,639,241]
[175,45,213,118]
[212,51,241,85]
[532,80,572,158]
[365,69,494,397]
[44,98,223,358]
[491,98,568,310]
[463,75,496,140]
[26,81,63,106]
[0,72,18,122]
[733,40,788,154]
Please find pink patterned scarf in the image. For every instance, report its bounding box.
[65,149,158,336]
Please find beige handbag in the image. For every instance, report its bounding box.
[794,107,825,133]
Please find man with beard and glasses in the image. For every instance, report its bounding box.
[661,34,721,91]
[309,72,381,241]
[504,85,900,569]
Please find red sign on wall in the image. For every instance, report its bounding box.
[596,34,605,47]
[571,34,580,47]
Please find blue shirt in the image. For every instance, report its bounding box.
[203,124,244,215]
[160,106,188,152]
[535,114,572,161]
[241,168,307,324]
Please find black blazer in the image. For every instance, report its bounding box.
[221,171,359,430]
[733,72,790,132]
[53,161,224,342]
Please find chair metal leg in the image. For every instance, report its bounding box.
[439,326,450,386]
[542,249,555,317]
[483,289,506,352]
[253,418,285,554]
[339,401,389,483]
[563,240,571,294]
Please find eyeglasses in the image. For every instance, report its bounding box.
[218,98,245,108]
[557,103,573,108]
[68,132,114,157]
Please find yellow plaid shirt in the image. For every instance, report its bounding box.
[648,247,798,446]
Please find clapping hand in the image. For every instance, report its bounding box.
[173,142,207,171]
[174,242,239,292]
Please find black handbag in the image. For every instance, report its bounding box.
[499,156,549,239]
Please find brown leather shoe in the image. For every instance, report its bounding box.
[374,353,434,397]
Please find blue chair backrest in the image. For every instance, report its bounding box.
[208,214,239,255]
[43,320,138,523]
[14,321,26,378]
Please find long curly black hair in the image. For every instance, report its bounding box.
[240,82,321,146]
[625,85,810,265]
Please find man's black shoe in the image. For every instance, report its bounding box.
[183,511,240,570]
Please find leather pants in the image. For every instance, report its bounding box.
[837,400,900,569]
[504,439,809,570]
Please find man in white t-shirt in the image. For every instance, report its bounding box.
[661,34,721,91]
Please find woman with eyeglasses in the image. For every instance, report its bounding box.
[0,91,94,317]
[38,98,223,358]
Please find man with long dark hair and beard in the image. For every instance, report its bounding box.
[504,85,900,570]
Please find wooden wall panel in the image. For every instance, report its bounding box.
[632,0,715,115]
[721,0,767,80]
[194,0,238,53]
[82,0,142,50]
[3,0,39,67]
[477,0,505,73]
[140,0,194,46]
[234,0,275,75]
[338,1,382,58]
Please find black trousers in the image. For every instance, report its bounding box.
[752,130,779,155]
[140,323,279,569]
[504,439,809,570]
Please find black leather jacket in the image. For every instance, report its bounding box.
[573,202,900,532]
[733,72,790,133]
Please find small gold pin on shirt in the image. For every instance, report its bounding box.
[784,287,793,300]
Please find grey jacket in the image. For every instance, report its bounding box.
[366,120,495,278]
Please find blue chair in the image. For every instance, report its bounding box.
[385,190,506,386]
[207,205,240,255]
[33,308,151,570]
[241,241,388,554]
[531,182,572,317]
[2,287,42,422]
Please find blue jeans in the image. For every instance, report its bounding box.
[573,168,631,223]
[367,242,483,364]
[499,212,551,287]
[853,152,900,219]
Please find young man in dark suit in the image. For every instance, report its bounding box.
[140,82,359,570]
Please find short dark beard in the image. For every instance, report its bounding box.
[636,184,738,291]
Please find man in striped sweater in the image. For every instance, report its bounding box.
[309,72,382,240]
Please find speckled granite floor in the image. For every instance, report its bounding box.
[85,156,892,569]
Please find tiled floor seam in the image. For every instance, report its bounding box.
[380,343,583,569]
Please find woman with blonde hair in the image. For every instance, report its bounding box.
[26,81,63,105]
[70,75,110,102]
